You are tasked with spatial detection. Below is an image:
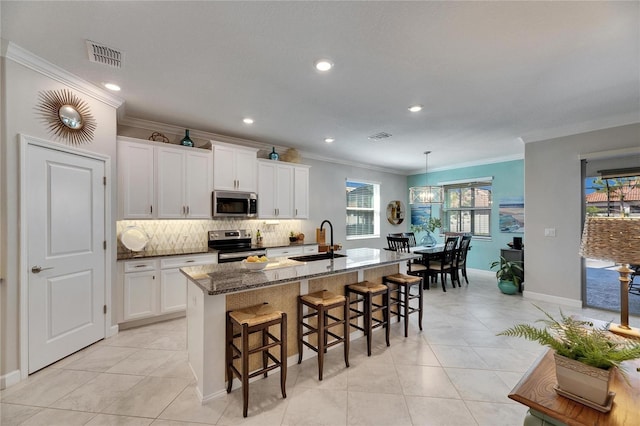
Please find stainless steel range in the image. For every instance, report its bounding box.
[208,229,266,263]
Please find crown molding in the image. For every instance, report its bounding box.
[521,113,640,144]
[300,151,406,175]
[118,115,268,150]
[119,115,406,175]
[407,153,524,175]
[4,42,124,108]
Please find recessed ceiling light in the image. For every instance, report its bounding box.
[243,118,254,124]
[408,104,423,112]
[315,59,333,71]
[103,82,121,91]
[324,137,335,143]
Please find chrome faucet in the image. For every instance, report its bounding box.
[320,220,334,258]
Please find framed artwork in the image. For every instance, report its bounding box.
[499,196,525,233]
[410,203,432,228]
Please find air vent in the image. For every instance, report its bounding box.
[368,132,392,141]
[86,40,123,68]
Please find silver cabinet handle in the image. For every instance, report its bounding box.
[185,260,195,263]
[187,206,190,215]
[31,265,54,274]
[134,264,148,268]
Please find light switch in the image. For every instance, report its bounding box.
[544,228,556,237]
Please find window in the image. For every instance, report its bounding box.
[443,180,492,237]
[346,180,380,239]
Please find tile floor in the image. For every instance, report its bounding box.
[2,270,637,426]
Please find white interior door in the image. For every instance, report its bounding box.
[26,143,106,373]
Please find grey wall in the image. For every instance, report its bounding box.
[0,53,118,381]
[302,158,408,250]
[524,123,640,305]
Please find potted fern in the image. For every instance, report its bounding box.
[498,306,640,408]
[489,256,523,294]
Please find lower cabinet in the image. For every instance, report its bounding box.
[266,244,318,258]
[119,253,216,324]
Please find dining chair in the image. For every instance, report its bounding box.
[386,236,428,280]
[427,236,458,292]
[401,232,417,247]
[629,264,640,296]
[454,235,472,285]
[384,236,424,336]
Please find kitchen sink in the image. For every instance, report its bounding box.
[289,252,347,262]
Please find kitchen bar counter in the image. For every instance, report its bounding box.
[117,246,211,260]
[116,241,320,261]
[181,247,418,403]
[181,248,418,295]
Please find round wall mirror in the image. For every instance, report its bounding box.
[58,105,84,129]
[386,200,405,225]
[36,89,96,145]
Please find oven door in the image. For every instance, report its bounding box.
[212,191,257,217]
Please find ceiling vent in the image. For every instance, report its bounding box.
[86,40,123,68]
[368,132,392,141]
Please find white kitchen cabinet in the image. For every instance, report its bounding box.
[156,146,213,219]
[117,137,212,219]
[156,147,185,218]
[122,259,159,321]
[293,165,310,219]
[266,246,303,258]
[119,253,216,324]
[212,141,258,192]
[160,268,188,313]
[118,140,155,219]
[303,244,319,254]
[266,244,318,258]
[257,160,294,218]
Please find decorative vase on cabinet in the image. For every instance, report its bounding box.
[180,129,194,147]
[269,147,279,160]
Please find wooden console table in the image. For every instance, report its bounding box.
[509,348,640,426]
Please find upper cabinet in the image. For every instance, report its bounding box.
[293,165,310,219]
[257,160,310,219]
[118,140,155,219]
[212,141,258,192]
[117,137,213,219]
[156,145,212,219]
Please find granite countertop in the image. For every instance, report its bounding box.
[117,241,320,261]
[117,247,213,260]
[180,248,419,295]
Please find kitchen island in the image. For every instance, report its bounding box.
[181,247,419,402]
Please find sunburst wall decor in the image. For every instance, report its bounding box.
[36,89,97,145]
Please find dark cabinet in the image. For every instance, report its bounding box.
[501,248,524,291]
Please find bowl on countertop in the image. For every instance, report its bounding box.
[241,259,269,271]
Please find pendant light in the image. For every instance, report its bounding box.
[409,151,443,204]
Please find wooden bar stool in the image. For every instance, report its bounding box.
[345,281,390,356]
[226,302,287,418]
[297,290,350,380]
[383,273,423,337]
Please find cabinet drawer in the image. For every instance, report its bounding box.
[160,254,216,269]
[266,247,303,258]
[124,259,159,273]
[303,245,319,254]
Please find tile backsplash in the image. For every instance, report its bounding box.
[117,219,304,252]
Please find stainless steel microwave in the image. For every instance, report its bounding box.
[212,191,258,218]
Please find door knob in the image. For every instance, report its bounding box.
[31,265,54,274]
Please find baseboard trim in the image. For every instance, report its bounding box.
[108,324,119,338]
[523,290,582,308]
[1,369,22,389]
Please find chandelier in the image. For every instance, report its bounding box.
[409,151,443,204]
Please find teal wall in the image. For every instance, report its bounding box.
[407,159,524,271]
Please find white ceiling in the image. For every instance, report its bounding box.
[2,1,638,173]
